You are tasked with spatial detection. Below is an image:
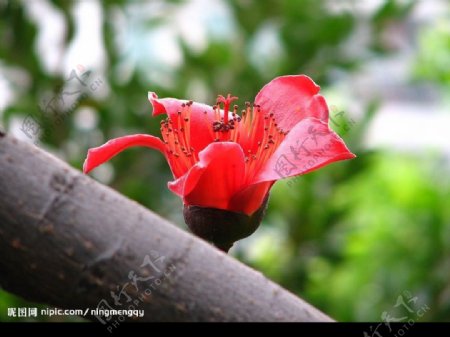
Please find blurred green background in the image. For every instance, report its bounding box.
[1,0,449,322]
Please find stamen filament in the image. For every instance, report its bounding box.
[162,95,286,180]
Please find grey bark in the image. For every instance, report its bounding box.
[0,131,332,322]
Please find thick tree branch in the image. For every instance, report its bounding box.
[0,132,332,322]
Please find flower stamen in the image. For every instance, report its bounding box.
[211,94,286,181]
[161,101,198,175]
[217,94,238,125]
[164,95,286,179]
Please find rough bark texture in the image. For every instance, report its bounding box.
[0,133,332,322]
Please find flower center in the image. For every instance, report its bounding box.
[160,95,286,178]
[213,94,286,179]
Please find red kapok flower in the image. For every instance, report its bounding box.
[83,75,355,250]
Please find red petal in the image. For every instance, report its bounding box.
[168,142,246,211]
[254,75,329,132]
[229,181,273,215]
[253,118,356,183]
[167,172,189,197]
[83,134,166,174]
[148,92,215,153]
